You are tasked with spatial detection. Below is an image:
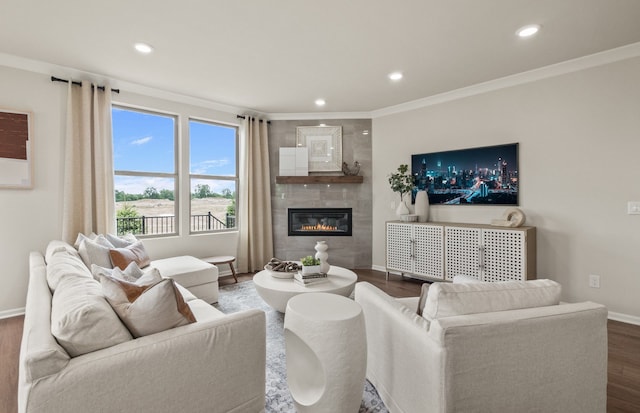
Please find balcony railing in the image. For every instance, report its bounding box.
[116,212,236,236]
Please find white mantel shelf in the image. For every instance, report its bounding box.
[275,176,364,184]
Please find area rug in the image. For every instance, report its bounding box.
[214,280,389,413]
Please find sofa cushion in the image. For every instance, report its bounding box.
[423,279,561,320]
[46,250,93,291]
[108,241,151,270]
[77,235,114,269]
[45,240,81,263]
[51,275,132,357]
[99,275,196,338]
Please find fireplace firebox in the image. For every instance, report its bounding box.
[288,208,352,236]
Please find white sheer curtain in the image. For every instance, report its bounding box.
[238,117,274,272]
[61,81,115,243]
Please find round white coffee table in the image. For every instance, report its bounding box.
[253,265,357,313]
[284,293,366,412]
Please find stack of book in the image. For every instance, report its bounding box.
[293,271,328,286]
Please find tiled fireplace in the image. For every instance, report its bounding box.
[288,208,352,236]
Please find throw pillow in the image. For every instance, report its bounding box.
[452,274,483,284]
[105,233,138,248]
[416,283,430,316]
[109,241,151,270]
[423,279,562,320]
[99,275,196,338]
[51,275,132,356]
[73,232,98,249]
[77,235,115,269]
[91,261,148,282]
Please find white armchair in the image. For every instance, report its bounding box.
[354,280,608,413]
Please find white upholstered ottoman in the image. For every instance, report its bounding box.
[150,256,219,303]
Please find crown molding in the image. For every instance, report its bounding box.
[371,41,640,118]
[266,111,372,121]
[0,52,256,116]
[3,41,640,120]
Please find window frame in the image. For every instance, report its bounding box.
[112,104,179,238]
[188,116,239,234]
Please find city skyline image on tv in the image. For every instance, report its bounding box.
[411,143,519,205]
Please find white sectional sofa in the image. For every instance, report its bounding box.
[355,280,608,413]
[19,241,266,413]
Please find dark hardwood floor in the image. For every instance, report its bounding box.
[2,270,639,413]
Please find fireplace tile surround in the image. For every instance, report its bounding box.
[269,119,372,269]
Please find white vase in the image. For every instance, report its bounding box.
[415,190,430,222]
[395,198,410,216]
[314,241,330,274]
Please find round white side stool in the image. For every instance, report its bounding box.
[284,292,366,413]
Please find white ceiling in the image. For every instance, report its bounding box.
[2,0,640,115]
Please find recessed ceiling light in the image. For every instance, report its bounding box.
[319,123,326,126]
[362,130,369,135]
[315,99,326,106]
[516,24,541,38]
[134,42,154,54]
[388,72,403,81]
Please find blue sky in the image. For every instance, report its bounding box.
[112,107,236,195]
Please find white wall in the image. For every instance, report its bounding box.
[372,56,640,320]
[0,65,240,315]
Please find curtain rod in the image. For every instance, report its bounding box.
[236,115,270,124]
[51,76,120,93]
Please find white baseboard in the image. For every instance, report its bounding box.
[608,311,640,326]
[371,264,387,273]
[0,307,25,320]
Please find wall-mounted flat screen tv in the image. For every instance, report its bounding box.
[411,143,519,205]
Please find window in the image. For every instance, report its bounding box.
[112,106,177,236]
[189,119,238,233]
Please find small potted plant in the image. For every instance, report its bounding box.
[388,164,416,215]
[300,255,321,275]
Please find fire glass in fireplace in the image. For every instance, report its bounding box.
[288,208,352,236]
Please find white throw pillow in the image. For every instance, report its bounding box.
[51,275,132,356]
[452,274,483,284]
[73,232,98,249]
[77,235,114,269]
[416,283,430,316]
[99,275,196,338]
[105,233,138,248]
[423,279,561,320]
[91,261,148,282]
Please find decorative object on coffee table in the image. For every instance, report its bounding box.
[284,293,366,413]
[314,241,330,274]
[300,255,321,275]
[264,258,301,279]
